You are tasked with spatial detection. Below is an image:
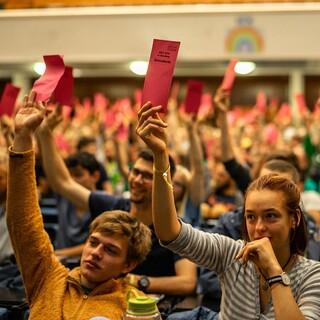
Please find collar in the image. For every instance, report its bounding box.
[67,267,124,296]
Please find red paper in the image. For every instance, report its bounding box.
[277,103,292,122]
[134,89,142,106]
[32,55,66,102]
[184,80,203,114]
[62,105,73,120]
[295,93,308,115]
[94,93,108,113]
[198,93,213,119]
[0,83,20,117]
[52,66,74,106]
[142,39,180,113]
[115,112,129,141]
[256,91,267,113]
[264,124,279,145]
[221,59,238,91]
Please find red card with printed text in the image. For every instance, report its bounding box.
[32,55,65,102]
[0,83,20,117]
[221,59,237,91]
[52,66,74,106]
[142,39,180,113]
[184,80,203,114]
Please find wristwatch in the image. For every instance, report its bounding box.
[267,272,291,287]
[137,276,150,291]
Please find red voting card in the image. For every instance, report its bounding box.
[142,39,180,113]
[295,93,308,115]
[221,59,237,91]
[0,83,20,117]
[184,80,203,114]
[256,91,267,113]
[52,66,74,106]
[94,93,108,114]
[32,55,65,102]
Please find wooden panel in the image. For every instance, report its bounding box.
[5,0,320,9]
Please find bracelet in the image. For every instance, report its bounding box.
[153,165,173,190]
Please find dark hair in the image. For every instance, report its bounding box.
[242,174,308,255]
[77,136,96,151]
[65,152,100,175]
[89,210,152,265]
[262,159,300,184]
[138,149,176,178]
[252,150,301,180]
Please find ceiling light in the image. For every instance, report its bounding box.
[33,62,46,75]
[235,61,256,75]
[129,61,148,76]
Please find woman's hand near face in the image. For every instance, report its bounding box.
[236,237,283,278]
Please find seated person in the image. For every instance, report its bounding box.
[202,162,243,220]
[137,101,320,320]
[6,92,152,319]
[55,151,102,258]
[77,136,112,193]
[36,103,197,300]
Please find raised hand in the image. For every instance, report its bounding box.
[214,86,230,113]
[13,91,45,152]
[136,102,168,155]
[15,91,45,137]
[39,103,63,133]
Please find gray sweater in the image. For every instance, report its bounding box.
[163,221,320,320]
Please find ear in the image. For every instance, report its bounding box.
[92,170,101,183]
[122,260,138,275]
[291,209,301,228]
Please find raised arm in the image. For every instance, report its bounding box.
[136,102,180,242]
[36,105,90,211]
[185,116,205,205]
[7,92,63,300]
[215,87,251,193]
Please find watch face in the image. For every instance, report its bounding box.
[281,273,291,286]
[139,276,150,289]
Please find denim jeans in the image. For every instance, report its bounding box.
[167,306,219,320]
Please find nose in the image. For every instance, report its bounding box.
[255,217,267,234]
[91,244,103,260]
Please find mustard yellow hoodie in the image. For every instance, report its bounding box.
[7,149,130,319]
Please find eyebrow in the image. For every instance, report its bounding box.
[132,167,153,175]
[90,235,122,252]
[245,208,280,214]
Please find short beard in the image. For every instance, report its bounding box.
[130,196,145,204]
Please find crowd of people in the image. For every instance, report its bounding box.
[0,81,320,319]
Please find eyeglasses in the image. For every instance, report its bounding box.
[131,167,153,182]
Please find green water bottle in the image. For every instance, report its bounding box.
[124,296,162,320]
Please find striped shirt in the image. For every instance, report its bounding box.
[163,221,320,320]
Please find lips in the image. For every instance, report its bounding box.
[84,260,101,270]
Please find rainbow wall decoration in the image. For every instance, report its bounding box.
[225,26,264,53]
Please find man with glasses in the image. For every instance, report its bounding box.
[36,109,197,299]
